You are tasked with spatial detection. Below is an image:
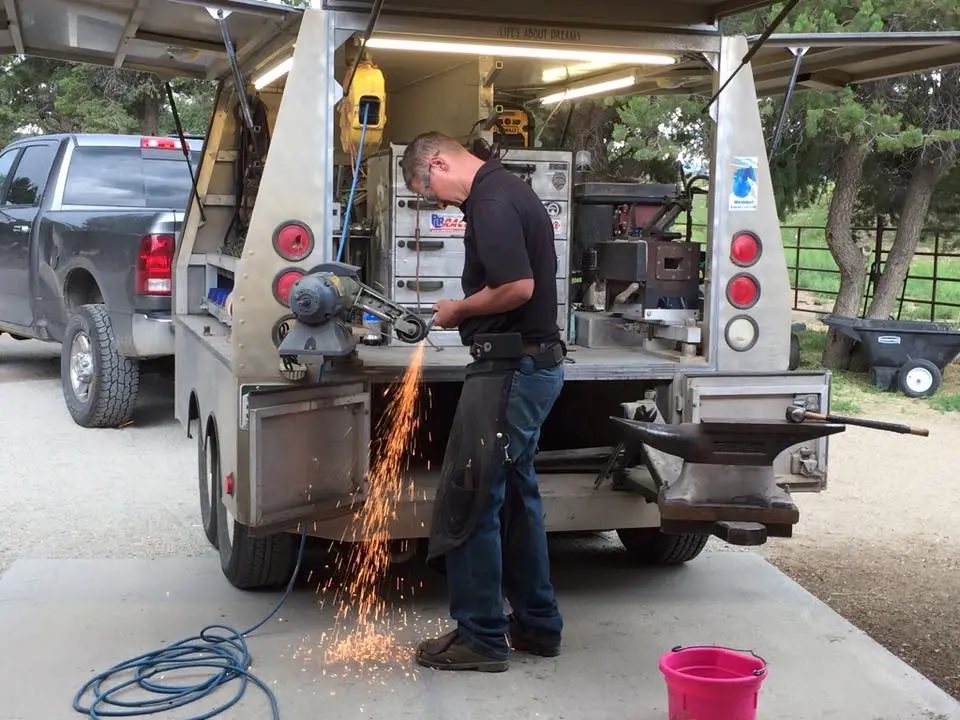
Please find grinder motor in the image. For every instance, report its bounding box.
[278,262,431,357]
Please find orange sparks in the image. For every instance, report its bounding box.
[323,342,425,667]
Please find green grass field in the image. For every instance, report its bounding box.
[678,195,960,322]
[793,327,960,415]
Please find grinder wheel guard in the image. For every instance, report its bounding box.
[428,365,515,561]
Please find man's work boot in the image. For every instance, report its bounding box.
[415,629,509,672]
[507,614,561,657]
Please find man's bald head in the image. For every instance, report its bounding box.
[399,131,484,206]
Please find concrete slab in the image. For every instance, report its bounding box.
[1,544,957,720]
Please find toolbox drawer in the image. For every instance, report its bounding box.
[392,151,573,204]
[394,239,465,277]
[393,277,463,305]
[393,239,568,278]
[394,202,466,237]
[393,199,569,241]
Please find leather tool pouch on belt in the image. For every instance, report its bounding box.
[426,358,516,561]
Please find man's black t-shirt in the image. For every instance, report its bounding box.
[458,159,560,346]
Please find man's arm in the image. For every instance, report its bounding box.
[457,198,534,320]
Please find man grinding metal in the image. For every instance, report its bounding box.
[398,131,567,672]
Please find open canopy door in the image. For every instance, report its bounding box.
[0,0,302,79]
[630,32,960,98]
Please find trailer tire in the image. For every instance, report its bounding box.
[898,358,941,398]
[616,528,709,565]
[788,332,801,370]
[61,304,140,428]
[216,491,297,590]
[197,421,219,549]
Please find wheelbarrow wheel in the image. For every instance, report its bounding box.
[898,358,941,398]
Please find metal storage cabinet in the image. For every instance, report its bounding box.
[366,143,574,346]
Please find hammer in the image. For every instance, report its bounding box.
[785,406,929,437]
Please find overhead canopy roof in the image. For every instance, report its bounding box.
[0,0,779,82]
[320,0,774,30]
[0,0,303,79]
[2,0,959,94]
[634,32,960,97]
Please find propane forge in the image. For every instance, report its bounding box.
[277,262,431,357]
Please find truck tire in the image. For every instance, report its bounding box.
[898,358,941,398]
[197,422,219,549]
[215,485,298,590]
[61,304,140,428]
[616,528,709,565]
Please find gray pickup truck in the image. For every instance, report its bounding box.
[0,133,200,427]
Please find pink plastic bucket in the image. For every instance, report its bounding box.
[659,645,767,720]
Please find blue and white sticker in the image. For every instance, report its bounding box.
[729,156,759,211]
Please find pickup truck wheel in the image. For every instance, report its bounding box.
[216,490,297,590]
[616,528,709,565]
[61,304,140,428]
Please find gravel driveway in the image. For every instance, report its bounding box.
[0,337,207,575]
[761,395,960,701]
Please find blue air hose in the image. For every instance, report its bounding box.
[72,528,308,719]
[336,101,371,263]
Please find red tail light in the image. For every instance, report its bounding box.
[141,136,187,150]
[731,231,761,266]
[272,269,305,306]
[272,221,314,262]
[136,234,175,295]
[726,273,760,309]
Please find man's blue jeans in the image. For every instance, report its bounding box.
[444,355,564,659]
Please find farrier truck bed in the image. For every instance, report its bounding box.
[5,0,960,588]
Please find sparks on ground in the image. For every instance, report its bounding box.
[322,342,426,667]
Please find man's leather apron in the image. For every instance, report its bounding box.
[426,336,566,563]
[426,358,516,561]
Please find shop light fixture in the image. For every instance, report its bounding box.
[253,57,293,89]
[541,61,619,83]
[539,75,637,104]
[364,36,676,65]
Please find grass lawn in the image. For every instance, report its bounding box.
[794,327,960,416]
[680,194,960,323]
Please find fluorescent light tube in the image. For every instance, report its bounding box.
[539,75,637,104]
[541,61,618,83]
[253,57,293,89]
[365,37,675,65]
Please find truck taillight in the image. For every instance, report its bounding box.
[726,273,759,309]
[730,230,761,266]
[142,136,187,151]
[136,234,175,295]
[272,269,305,306]
[272,221,314,262]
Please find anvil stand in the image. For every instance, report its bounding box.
[603,407,845,546]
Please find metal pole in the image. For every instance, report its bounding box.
[931,231,941,321]
[214,8,257,144]
[770,47,808,157]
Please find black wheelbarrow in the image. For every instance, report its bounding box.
[822,315,960,398]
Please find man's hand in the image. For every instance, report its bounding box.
[432,299,463,328]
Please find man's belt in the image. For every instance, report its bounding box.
[469,332,566,371]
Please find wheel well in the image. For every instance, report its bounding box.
[64,269,104,312]
[187,391,200,438]
[205,413,221,491]
[205,413,220,456]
